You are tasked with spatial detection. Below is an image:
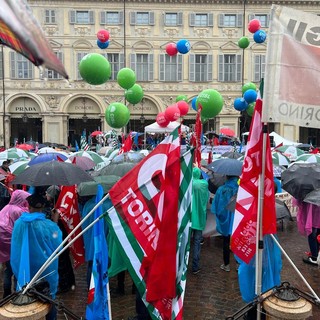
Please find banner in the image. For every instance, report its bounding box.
[263,5,320,128]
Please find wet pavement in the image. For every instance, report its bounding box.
[1,218,320,319]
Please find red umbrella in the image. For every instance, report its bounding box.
[90,131,103,137]
[16,144,34,151]
[220,127,235,137]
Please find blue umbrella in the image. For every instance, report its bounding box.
[206,158,243,176]
[28,152,67,166]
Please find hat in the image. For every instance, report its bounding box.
[26,194,46,209]
[46,185,60,199]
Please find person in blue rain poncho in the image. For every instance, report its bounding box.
[211,176,239,272]
[191,167,209,274]
[11,194,62,320]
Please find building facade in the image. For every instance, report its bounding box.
[1,0,320,148]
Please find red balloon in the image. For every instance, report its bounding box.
[97,29,110,43]
[156,112,170,127]
[176,100,189,116]
[165,104,180,122]
[248,19,261,34]
[166,43,178,56]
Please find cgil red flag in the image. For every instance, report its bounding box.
[119,133,133,154]
[231,97,277,264]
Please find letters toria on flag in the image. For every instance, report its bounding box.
[231,97,277,264]
[106,127,193,320]
[262,5,320,128]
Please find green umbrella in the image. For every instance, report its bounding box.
[77,175,120,196]
[275,145,305,161]
[295,154,320,164]
[71,151,105,165]
[271,152,291,166]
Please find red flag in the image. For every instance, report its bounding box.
[119,133,133,154]
[231,98,277,264]
[207,151,213,164]
[109,129,181,319]
[194,104,202,166]
[55,185,85,268]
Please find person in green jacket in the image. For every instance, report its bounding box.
[191,167,209,274]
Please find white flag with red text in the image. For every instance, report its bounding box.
[262,5,320,129]
[231,97,277,264]
[106,127,193,320]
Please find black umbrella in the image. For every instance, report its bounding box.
[303,189,320,206]
[77,175,120,196]
[207,171,227,194]
[221,151,243,159]
[282,163,320,201]
[206,158,243,176]
[12,161,94,186]
[98,162,137,177]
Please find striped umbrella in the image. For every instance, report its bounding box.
[295,153,320,164]
[0,148,29,160]
[275,145,305,161]
[71,151,105,165]
[9,160,29,175]
[271,152,291,166]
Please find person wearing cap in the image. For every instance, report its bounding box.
[11,194,62,320]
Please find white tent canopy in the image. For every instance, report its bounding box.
[242,131,299,146]
[144,121,189,133]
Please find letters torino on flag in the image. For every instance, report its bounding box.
[263,5,320,128]
[231,98,277,264]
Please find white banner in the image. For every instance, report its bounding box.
[262,5,320,129]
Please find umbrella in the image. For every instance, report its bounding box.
[206,158,243,176]
[28,153,67,166]
[275,145,305,161]
[71,151,105,165]
[220,127,235,137]
[282,163,320,201]
[77,175,120,196]
[295,154,320,164]
[207,171,227,194]
[221,151,243,159]
[271,152,291,166]
[98,162,137,177]
[112,152,145,163]
[0,148,29,160]
[38,147,59,154]
[12,161,94,186]
[273,165,286,178]
[67,156,96,171]
[303,189,320,206]
[9,160,29,175]
[16,143,34,151]
[297,143,312,151]
[90,131,103,137]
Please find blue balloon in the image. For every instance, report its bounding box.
[234,97,248,111]
[253,30,267,43]
[176,39,191,54]
[191,96,198,111]
[243,89,257,104]
[97,39,109,49]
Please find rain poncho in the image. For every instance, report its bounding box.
[0,189,30,263]
[191,167,209,230]
[211,176,239,236]
[11,212,62,297]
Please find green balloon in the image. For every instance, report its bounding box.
[196,89,224,119]
[242,82,257,94]
[246,102,255,116]
[176,95,188,103]
[238,36,250,49]
[117,68,136,89]
[125,84,144,105]
[105,102,130,129]
[79,53,111,85]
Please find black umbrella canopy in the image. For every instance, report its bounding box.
[282,163,320,201]
[303,189,320,206]
[12,161,94,186]
[206,158,243,177]
[221,151,243,159]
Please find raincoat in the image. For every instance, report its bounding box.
[191,167,209,230]
[0,189,30,263]
[11,212,62,297]
[211,176,239,236]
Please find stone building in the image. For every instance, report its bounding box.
[0,0,319,148]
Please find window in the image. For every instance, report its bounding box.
[189,54,213,82]
[254,54,265,82]
[43,52,63,80]
[130,12,154,26]
[218,14,243,27]
[100,11,124,25]
[159,54,182,81]
[69,10,94,24]
[102,53,125,80]
[130,53,154,81]
[218,54,242,82]
[76,52,89,80]
[190,13,213,27]
[45,9,56,24]
[249,14,270,28]
[10,52,34,79]
[164,12,183,26]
